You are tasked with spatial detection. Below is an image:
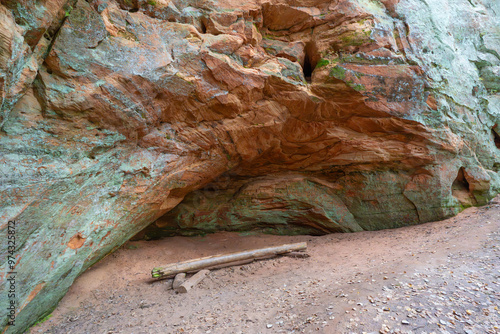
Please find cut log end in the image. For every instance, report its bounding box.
[172,273,186,290]
[176,269,210,293]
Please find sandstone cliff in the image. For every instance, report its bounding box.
[0,0,499,332]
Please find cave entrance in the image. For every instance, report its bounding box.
[198,18,208,34]
[301,43,319,84]
[451,167,476,207]
[303,53,313,83]
[492,126,500,149]
[452,167,469,193]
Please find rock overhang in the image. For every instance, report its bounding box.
[0,0,499,332]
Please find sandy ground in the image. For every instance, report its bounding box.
[32,198,500,334]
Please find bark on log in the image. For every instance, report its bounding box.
[151,242,307,279]
[172,273,186,290]
[176,270,210,293]
[200,258,255,271]
[282,251,310,258]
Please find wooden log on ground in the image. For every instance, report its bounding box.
[172,273,186,290]
[151,242,307,279]
[282,251,310,258]
[164,279,173,290]
[199,258,255,271]
[194,252,309,272]
[176,270,210,293]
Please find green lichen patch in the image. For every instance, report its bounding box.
[349,82,366,91]
[32,313,53,327]
[329,65,347,80]
[315,58,330,68]
[338,30,372,47]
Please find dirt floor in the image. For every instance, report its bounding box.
[32,198,500,334]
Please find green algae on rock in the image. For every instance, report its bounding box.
[0,0,499,332]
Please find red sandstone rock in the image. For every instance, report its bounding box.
[0,0,499,332]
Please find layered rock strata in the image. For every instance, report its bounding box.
[0,0,499,332]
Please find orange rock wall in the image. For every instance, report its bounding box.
[0,0,499,331]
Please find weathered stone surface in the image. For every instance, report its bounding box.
[0,0,75,129]
[0,0,499,332]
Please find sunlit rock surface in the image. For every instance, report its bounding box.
[0,0,499,332]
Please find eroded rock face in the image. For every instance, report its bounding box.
[0,0,499,331]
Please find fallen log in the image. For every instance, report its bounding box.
[176,270,210,293]
[164,279,173,290]
[151,242,307,279]
[172,273,186,290]
[282,251,310,258]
